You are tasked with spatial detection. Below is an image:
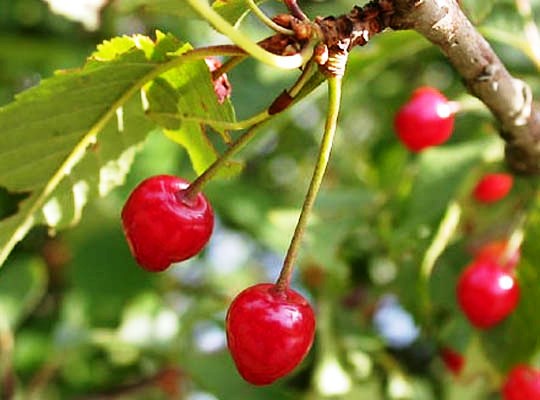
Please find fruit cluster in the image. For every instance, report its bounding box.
[121,174,315,385]
[395,88,538,397]
[119,85,530,391]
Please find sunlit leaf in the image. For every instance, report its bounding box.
[0,31,218,266]
[146,55,243,178]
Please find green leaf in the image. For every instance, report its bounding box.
[0,256,48,328]
[0,32,200,266]
[401,137,500,234]
[146,56,243,178]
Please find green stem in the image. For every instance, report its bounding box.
[418,201,462,320]
[211,55,246,80]
[247,0,295,35]
[146,110,270,131]
[275,76,342,291]
[185,0,314,69]
[289,59,318,98]
[182,123,265,200]
[284,0,309,21]
[501,211,527,268]
[183,64,320,200]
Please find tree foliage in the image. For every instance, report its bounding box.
[1,0,540,398]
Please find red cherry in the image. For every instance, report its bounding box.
[121,175,214,272]
[473,173,513,203]
[394,86,455,152]
[474,240,520,270]
[226,283,316,385]
[440,347,465,376]
[456,259,520,329]
[205,56,232,104]
[502,364,540,400]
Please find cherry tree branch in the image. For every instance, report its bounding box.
[315,0,540,173]
[387,0,540,174]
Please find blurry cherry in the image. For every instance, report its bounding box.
[456,259,520,329]
[394,87,456,152]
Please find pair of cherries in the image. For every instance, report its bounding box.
[122,175,315,385]
[121,55,315,386]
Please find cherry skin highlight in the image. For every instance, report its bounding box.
[226,283,316,385]
[456,259,520,329]
[473,173,514,203]
[394,86,455,152]
[121,175,214,272]
[502,364,540,400]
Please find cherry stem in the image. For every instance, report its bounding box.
[185,0,314,69]
[283,0,310,21]
[149,59,318,133]
[211,56,246,81]
[502,213,526,269]
[182,61,319,201]
[247,0,295,35]
[275,76,343,291]
[146,110,269,131]
[418,200,462,321]
[182,122,266,201]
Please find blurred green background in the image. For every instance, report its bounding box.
[1,0,540,399]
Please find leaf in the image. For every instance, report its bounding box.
[0,256,48,328]
[0,32,197,266]
[146,56,243,178]
[400,137,500,234]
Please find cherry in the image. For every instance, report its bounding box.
[440,347,465,376]
[473,173,513,203]
[502,364,540,400]
[226,283,316,385]
[121,175,214,272]
[205,56,231,104]
[456,259,520,329]
[394,86,455,152]
[474,240,520,270]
